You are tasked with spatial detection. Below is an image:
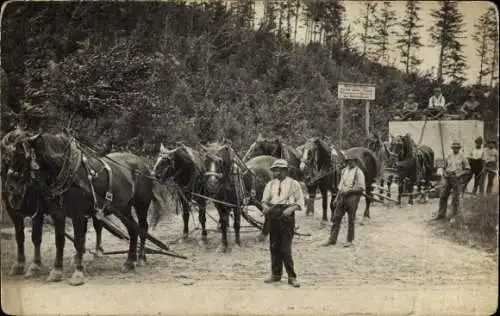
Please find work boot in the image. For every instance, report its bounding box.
[343,241,353,248]
[288,278,300,288]
[264,275,281,283]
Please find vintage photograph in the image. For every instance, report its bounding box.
[1,0,498,315]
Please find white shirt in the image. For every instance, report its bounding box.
[469,147,484,160]
[262,177,305,211]
[428,95,446,109]
[338,166,365,193]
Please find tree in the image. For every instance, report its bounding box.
[484,7,499,88]
[428,1,467,84]
[396,1,423,74]
[357,1,378,58]
[372,1,397,64]
[473,8,493,85]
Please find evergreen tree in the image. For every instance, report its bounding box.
[396,1,423,74]
[357,1,378,58]
[428,0,467,84]
[372,1,397,64]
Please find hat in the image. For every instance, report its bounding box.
[270,159,288,170]
[343,152,357,161]
[407,93,415,98]
[451,142,461,148]
[434,87,441,92]
[475,136,483,144]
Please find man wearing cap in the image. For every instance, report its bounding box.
[322,152,365,248]
[460,92,481,119]
[435,142,470,222]
[401,93,420,121]
[261,159,305,288]
[466,137,484,195]
[427,87,447,119]
[482,140,498,195]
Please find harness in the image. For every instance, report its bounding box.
[81,154,115,216]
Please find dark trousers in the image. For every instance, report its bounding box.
[269,205,296,279]
[329,193,361,244]
[483,169,497,195]
[438,176,463,218]
[468,159,484,194]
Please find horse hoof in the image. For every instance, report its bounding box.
[216,244,229,253]
[25,262,42,278]
[137,256,147,267]
[121,261,136,273]
[256,233,266,243]
[46,268,63,282]
[9,262,25,276]
[94,248,104,258]
[68,270,86,286]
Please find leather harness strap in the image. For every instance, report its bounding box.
[81,154,114,216]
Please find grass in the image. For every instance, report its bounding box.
[439,194,499,253]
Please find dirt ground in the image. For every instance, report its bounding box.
[1,191,498,315]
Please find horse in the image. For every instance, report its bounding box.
[153,143,209,243]
[331,147,379,220]
[3,129,173,285]
[1,130,105,279]
[299,137,337,223]
[366,132,396,200]
[389,134,435,205]
[242,134,303,180]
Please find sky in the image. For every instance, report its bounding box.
[246,0,498,86]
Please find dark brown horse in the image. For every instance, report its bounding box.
[153,143,209,243]
[332,147,379,220]
[1,130,104,279]
[242,134,303,180]
[389,134,435,205]
[3,129,173,285]
[366,132,396,200]
[298,137,338,223]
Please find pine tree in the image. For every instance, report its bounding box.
[372,1,397,64]
[485,7,499,88]
[428,0,467,84]
[396,1,423,74]
[472,8,495,85]
[357,1,378,58]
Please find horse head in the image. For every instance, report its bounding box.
[1,127,43,209]
[299,137,332,173]
[202,142,233,195]
[153,144,177,180]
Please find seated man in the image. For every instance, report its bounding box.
[400,93,420,121]
[459,92,481,119]
[425,87,447,119]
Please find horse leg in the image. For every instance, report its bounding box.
[25,211,44,278]
[7,208,26,276]
[46,215,65,282]
[68,216,88,286]
[320,185,329,224]
[363,184,372,219]
[122,205,138,273]
[397,177,403,206]
[408,178,414,205]
[199,203,208,244]
[91,215,104,257]
[135,202,150,266]
[387,175,393,198]
[216,207,229,253]
[233,207,241,247]
[305,185,315,217]
[182,199,190,240]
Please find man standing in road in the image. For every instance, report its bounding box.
[466,137,484,195]
[435,142,470,223]
[322,153,365,248]
[261,159,304,288]
[482,140,498,195]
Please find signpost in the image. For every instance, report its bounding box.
[337,82,376,148]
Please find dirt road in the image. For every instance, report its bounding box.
[1,197,498,315]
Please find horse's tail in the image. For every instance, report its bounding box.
[149,180,182,230]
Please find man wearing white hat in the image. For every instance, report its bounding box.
[435,141,470,222]
[261,159,305,288]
